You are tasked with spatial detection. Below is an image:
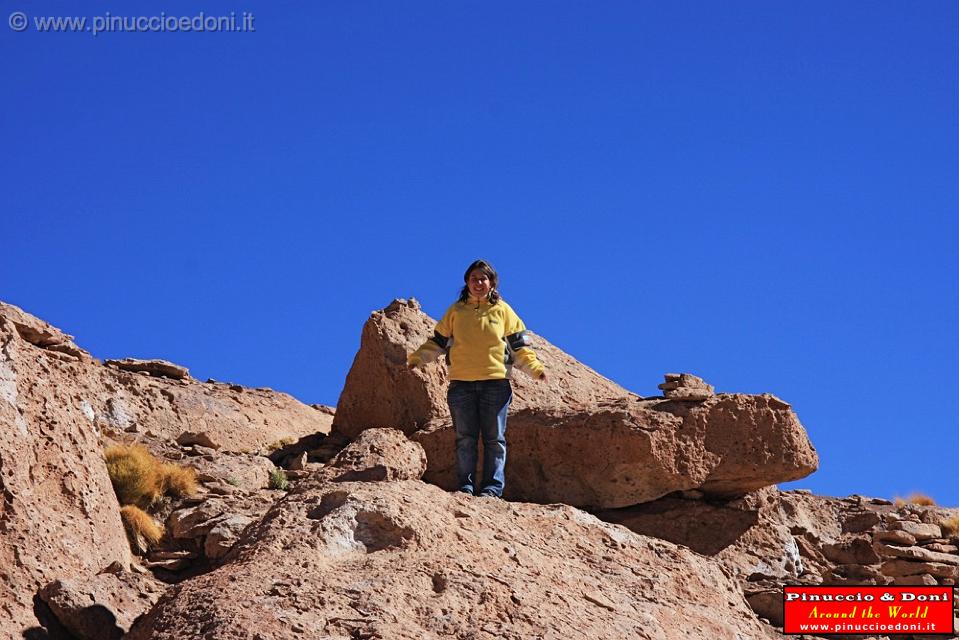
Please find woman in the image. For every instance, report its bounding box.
[407,260,547,498]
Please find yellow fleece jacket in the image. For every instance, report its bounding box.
[408,297,545,381]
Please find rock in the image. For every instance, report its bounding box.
[327,428,427,482]
[843,511,882,533]
[288,451,308,471]
[890,520,942,541]
[176,431,221,450]
[893,574,938,586]
[168,500,230,539]
[658,373,716,400]
[875,529,918,546]
[745,590,786,627]
[38,570,165,640]
[204,515,254,561]
[105,358,191,380]
[0,307,130,637]
[595,488,847,581]
[144,557,189,571]
[923,542,959,554]
[874,543,959,566]
[881,560,959,579]
[0,301,91,357]
[331,298,636,440]
[827,563,888,585]
[126,479,777,640]
[822,536,881,565]
[417,393,817,508]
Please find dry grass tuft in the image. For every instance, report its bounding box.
[105,444,198,507]
[120,504,164,553]
[266,437,297,453]
[941,515,959,537]
[158,463,198,497]
[105,444,162,507]
[894,492,937,508]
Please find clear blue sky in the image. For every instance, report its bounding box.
[3,2,957,504]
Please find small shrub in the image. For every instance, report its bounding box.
[120,505,163,553]
[226,476,240,487]
[894,492,936,508]
[158,463,198,497]
[942,515,959,536]
[105,445,162,507]
[269,467,289,491]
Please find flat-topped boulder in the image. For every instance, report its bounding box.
[414,393,818,509]
[332,298,637,440]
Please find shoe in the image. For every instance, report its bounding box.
[456,488,474,496]
[477,490,500,498]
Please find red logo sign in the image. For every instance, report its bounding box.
[783,586,955,635]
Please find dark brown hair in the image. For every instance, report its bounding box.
[458,259,501,305]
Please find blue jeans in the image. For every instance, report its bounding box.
[447,379,513,496]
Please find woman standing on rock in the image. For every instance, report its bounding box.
[407,259,547,498]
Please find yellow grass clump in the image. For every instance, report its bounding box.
[105,444,198,507]
[894,492,937,508]
[120,505,164,553]
[105,444,162,507]
[941,515,959,537]
[159,463,198,497]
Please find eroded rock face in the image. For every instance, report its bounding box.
[0,307,130,638]
[594,488,845,580]
[105,358,191,381]
[332,298,636,440]
[414,394,818,509]
[128,478,776,640]
[38,569,166,640]
[0,301,333,635]
[326,427,427,482]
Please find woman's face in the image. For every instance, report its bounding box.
[467,269,492,299]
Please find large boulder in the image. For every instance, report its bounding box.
[38,569,166,640]
[128,476,776,640]
[332,298,636,440]
[414,393,818,509]
[0,305,131,638]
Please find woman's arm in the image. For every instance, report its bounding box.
[503,304,546,380]
[408,304,455,368]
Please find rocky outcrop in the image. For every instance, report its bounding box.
[0,301,333,636]
[129,474,776,640]
[414,393,818,509]
[332,299,816,510]
[595,487,959,633]
[0,305,130,638]
[332,298,637,440]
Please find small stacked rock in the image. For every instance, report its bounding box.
[658,373,715,400]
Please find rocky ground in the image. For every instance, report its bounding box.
[1,298,955,639]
